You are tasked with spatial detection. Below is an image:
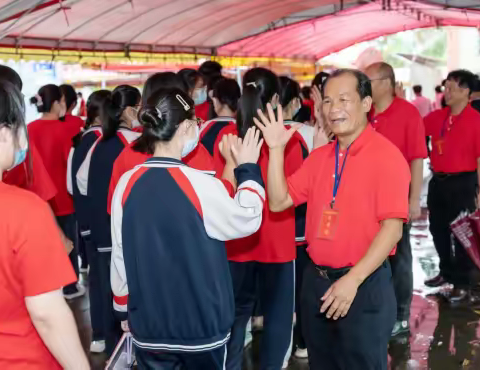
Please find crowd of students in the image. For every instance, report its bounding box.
[1,59,479,370]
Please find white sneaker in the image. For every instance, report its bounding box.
[294,347,308,359]
[251,316,264,331]
[90,340,106,353]
[282,359,289,369]
[64,284,86,300]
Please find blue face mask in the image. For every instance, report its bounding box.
[293,105,300,119]
[181,124,200,158]
[192,87,207,106]
[10,148,27,170]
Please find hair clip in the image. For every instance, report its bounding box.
[176,94,190,111]
[156,107,163,119]
[246,81,257,88]
[35,94,43,107]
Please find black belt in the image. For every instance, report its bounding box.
[314,264,352,280]
[433,171,476,180]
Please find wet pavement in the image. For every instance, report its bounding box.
[68,210,480,370]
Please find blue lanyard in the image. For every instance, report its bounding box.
[331,141,350,208]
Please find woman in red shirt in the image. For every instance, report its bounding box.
[60,84,84,132]
[222,68,305,370]
[0,80,88,370]
[28,84,85,300]
[178,68,210,121]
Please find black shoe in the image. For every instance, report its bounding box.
[448,288,468,304]
[425,275,447,288]
[391,320,410,337]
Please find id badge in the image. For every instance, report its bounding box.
[435,138,445,155]
[318,206,340,240]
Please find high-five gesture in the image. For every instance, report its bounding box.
[253,104,300,150]
[232,127,264,165]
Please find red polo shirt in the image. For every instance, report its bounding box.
[28,119,78,216]
[287,125,410,268]
[63,114,84,132]
[424,105,480,173]
[195,101,210,122]
[107,143,214,213]
[3,143,57,202]
[0,183,76,370]
[370,97,428,163]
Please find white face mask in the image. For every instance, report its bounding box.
[181,122,200,158]
[192,87,207,106]
[128,108,141,128]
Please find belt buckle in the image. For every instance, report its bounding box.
[317,267,329,280]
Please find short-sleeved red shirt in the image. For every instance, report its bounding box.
[3,143,57,202]
[215,125,305,263]
[424,105,480,173]
[63,114,84,132]
[28,119,78,216]
[370,97,428,163]
[0,182,76,369]
[106,143,214,213]
[287,125,410,268]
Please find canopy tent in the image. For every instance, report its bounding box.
[0,0,479,61]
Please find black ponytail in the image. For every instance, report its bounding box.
[30,84,62,113]
[101,85,141,141]
[237,67,280,138]
[279,76,301,107]
[133,88,194,155]
[85,90,111,129]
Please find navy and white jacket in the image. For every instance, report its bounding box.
[77,128,140,252]
[67,126,102,235]
[111,158,265,352]
[285,120,312,246]
[199,117,235,156]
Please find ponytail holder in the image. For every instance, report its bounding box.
[176,94,190,111]
[246,82,257,88]
[35,94,43,107]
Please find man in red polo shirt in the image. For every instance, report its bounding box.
[254,69,410,370]
[365,62,428,336]
[424,69,480,303]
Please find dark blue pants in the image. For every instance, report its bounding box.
[83,230,104,341]
[135,344,226,370]
[56,214,79,295]
[294,245,309,350]
[302,261,396,370]
[226,261,294,370]
[389,223,413,321]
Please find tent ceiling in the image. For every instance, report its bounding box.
[0,0,479,59]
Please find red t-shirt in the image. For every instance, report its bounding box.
[63,114,84,132]
[3,143,57,202]
[107,143,214,214]
[370,97,428,163]
[287,125,410,268]
[195,101,210,122]
[0,183,76,369]
[424,105,480,173]
[214,125,304,263]
[28,119,78,216]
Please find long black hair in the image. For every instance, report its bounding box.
[212,77,241,114]
[30,84,62,113]
[0,65,23,91]
[59,84,78,112]
[102,85,141,141]
[279,76,301,108]
[142,72,186,105]
[178,68,203,95]
[133,88,195,155]
[237,67,280,138]
[85,90,111,129]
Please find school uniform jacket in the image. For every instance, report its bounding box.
[111,158,265,352]
[77,128,140,251]
[67,126,102,235]
[199,117,236,157]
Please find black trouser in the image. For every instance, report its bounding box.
[136,344,226,369]
[294,245,309,350]
[389,223,413,322]
[95,247,122,355]
[302,260,396,370]
[226,261,294,370]
[78,227,88,269]
[56,214,79,295]
[427,172,478,287]
[83,230,104,341]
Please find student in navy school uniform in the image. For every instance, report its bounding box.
[67,90,111,354]
[76,85,141,355]
[110,87,265,369]
[200,77,241,158]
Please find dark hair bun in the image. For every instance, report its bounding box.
[139,105,164,130]
[29,96,39,105]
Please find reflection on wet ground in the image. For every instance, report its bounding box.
[70,211,480,370]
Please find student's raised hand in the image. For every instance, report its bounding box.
[219,133,238,166]
[253,104,300,150]
[231,127,263,165]
[312,85,323,125]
